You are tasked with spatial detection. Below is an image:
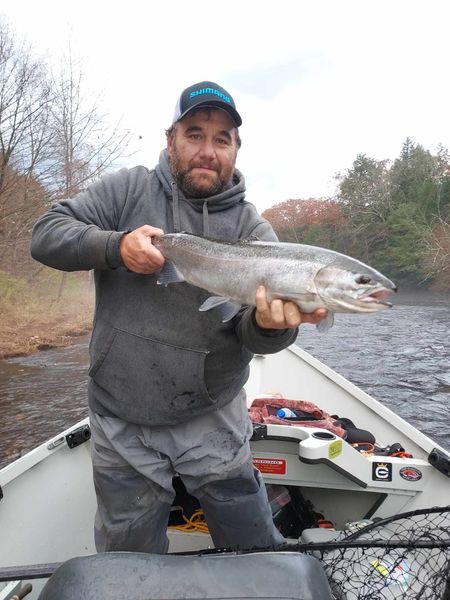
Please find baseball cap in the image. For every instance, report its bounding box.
[172,81,242,127]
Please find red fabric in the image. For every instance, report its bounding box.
[249,395,346,438]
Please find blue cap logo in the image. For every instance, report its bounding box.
[190,87,231,104]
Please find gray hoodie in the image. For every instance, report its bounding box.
[31,151,297,426]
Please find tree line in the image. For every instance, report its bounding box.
[0,19,129,278]
[263,140,450,291]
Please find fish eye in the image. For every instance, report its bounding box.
[355,274,372,285]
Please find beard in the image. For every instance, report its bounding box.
[174,169,226,198]
[169,147,234,199]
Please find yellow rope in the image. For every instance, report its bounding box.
[168,508,209,533]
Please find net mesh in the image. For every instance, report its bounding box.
[296,506,450,599]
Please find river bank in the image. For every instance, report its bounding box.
[0,309,93,359]
[0,270,94,359]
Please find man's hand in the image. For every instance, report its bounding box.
[120,225,165,274]
[254,285,328,330]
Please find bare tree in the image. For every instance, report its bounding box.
[0,21,130,280]
[48,51,130,200]
[45,51,130,296]
[0,20,53,269]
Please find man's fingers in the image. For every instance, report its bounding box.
[255,286,275,328]
[255,285,328,330]
[140,224,164,238]
[120,225,165,273]
[256,287,297,329]
[269,299,286,326]
[283,302,302,328]
[255,285,269,313]
[140,225,165,268]
[144,237,165,268]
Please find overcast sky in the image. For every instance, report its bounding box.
[2,0,449,213]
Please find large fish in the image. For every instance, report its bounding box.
[153,233,397,330]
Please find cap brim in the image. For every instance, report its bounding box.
[176,101,242,127]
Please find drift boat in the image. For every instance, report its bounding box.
[0,345,449,599]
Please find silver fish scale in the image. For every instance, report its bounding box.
[154,234,317,306]
[158,234,382,273]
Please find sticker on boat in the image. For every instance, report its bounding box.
[399,466,422,481]
[372,462,392,481]
[328,439,342,459]
[253,457,287,475]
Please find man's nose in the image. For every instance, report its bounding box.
[198,138,216,159]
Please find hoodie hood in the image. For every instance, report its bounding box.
[154,150,246,236]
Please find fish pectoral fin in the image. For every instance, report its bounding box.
[156,261,185,286]
[316,311,335,332]
[199,296,242,322]
[218,301,243,322]
[199,296,231,310]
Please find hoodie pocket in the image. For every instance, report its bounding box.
[89,328,214,424]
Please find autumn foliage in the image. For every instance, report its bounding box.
[262,199,346,244]
[263,198,345,228]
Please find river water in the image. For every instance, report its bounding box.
[0,299,449,469]
[0,338,90,468]
[297,299,450,452]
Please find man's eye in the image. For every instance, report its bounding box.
[217,138,229,145]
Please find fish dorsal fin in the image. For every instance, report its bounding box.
[156,261,185,286]
[316,311,334,332]
[199,296,242,322]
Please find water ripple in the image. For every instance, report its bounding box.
[298,304,450,452]
[0,339,90,467]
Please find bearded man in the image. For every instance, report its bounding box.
[31,81,326,554]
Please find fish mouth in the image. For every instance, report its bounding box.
[360,287,396,307]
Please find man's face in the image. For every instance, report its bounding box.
[167,109,239,198]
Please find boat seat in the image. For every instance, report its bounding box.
[38,550,333,600]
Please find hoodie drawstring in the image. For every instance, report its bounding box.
[171,179,211,236]
[171,181,181,233]
[202,202,210,237]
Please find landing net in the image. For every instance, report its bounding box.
[296,506,450,599]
